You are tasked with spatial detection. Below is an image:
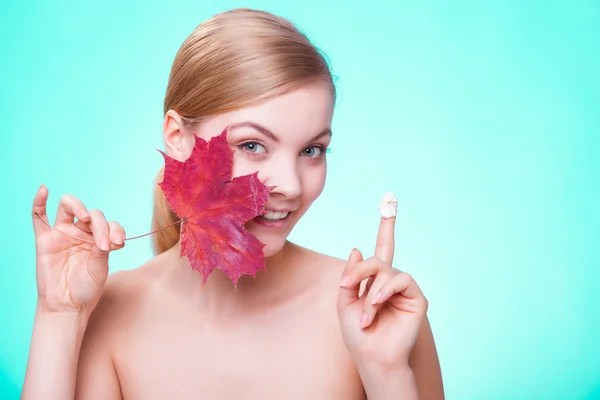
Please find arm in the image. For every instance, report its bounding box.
[358,316,444,400]
[339,202,444,399]
[24,187,126,399]
[356,363,419,400]
[408,316,444,399]
[21,311,88,399]
[22,300,123,400]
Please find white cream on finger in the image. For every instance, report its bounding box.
[378,191,398,218]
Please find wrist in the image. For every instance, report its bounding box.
[355,359,413,379]
[34,308,90,338]
[36,296,90,314]
[23,307,90,400]
[352,352,411,376]
[355,362,418,400]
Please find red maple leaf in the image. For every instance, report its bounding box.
[158,129,270,287]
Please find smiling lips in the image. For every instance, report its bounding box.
[250,208,294,229]
[262,210,290,220]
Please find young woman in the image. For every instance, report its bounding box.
[22,8,444,400]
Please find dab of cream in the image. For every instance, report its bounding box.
[378,191,398,218]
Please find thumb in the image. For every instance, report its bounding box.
[90,243,110,264]
[337,248,364,311]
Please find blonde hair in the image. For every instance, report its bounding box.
[151,8,335,254]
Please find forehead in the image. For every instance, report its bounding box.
[197,82,334,141]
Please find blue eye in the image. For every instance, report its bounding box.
[302,146,325,158]
[239,141,266,154]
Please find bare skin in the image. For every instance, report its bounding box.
[22,83,444,399]
[76,242,366,399]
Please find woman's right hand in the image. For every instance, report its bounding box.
[31,185,126,316]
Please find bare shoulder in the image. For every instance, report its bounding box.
[287,243,349,297]
[293,243,346,274]
[74,258,163,397]
[83,257,161,344]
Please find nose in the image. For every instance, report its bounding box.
[262,158,302,199]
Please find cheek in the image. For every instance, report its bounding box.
[301,164,327,202]
[230,151,257,178]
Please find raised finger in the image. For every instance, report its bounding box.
[89,209,110,252]
[108,221,126,249]
[374,191,398,264]
[32,185,50,235]
[55,194,91,226]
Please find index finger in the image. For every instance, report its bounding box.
[374,191,398,264]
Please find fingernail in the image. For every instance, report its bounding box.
[101,237,110,251]
[360,311,369,328]
[372,291,383,305]
[82,212,91,220]
[111,233,123,245]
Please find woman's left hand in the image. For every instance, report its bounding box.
[337,213,428,370]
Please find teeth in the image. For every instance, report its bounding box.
[262,210,289,220]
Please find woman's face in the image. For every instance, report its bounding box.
[167,82,334,257]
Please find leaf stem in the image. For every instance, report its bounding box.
[124,219,182,240]
[33,213,182,243]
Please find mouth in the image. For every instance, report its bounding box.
[260,209,291,221]
[250,208,294,229]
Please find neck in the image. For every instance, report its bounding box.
[159,240,311,320]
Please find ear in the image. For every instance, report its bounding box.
[162,110,195,161]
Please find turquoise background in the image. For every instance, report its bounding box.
[1,1,599,398]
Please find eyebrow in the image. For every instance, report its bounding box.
[228,121,332,143]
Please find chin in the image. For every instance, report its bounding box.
[245,221,292,259]
[257,234,288,258]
